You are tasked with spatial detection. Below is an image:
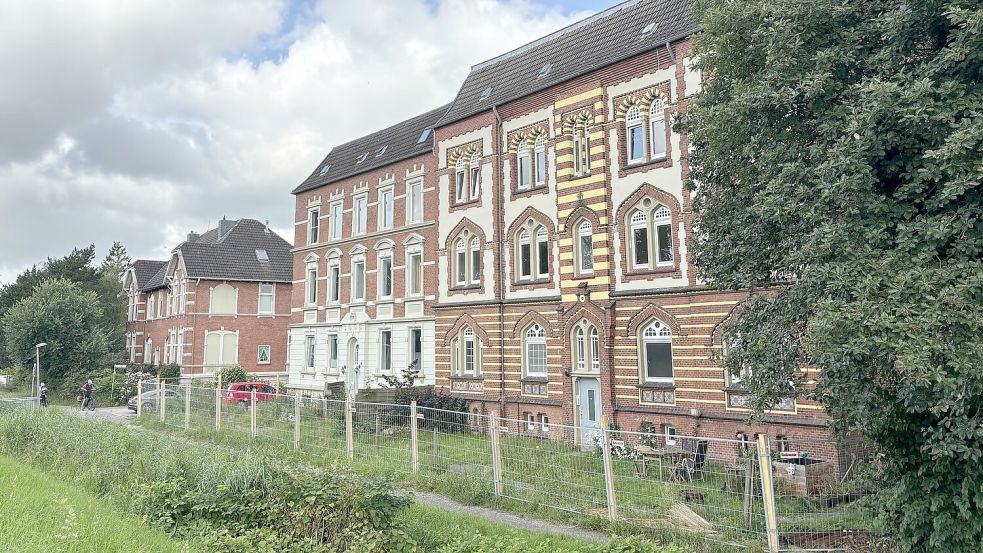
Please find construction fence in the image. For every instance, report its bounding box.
[138,379,886,552]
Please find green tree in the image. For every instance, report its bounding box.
[2,278,110,385]
[684,1,982,550]
[96,242,131,362]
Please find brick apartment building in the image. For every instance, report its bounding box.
[123,218,292,378]
[288,0,830,449]
[286,107,446,395]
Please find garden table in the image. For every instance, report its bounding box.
[634,445,692,480]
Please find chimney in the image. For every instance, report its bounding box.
[186,231,200,242]
[218,217,237,239]
[264,220,270,234]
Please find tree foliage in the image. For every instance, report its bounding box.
[684,0,982,550]
[2,278,110,384]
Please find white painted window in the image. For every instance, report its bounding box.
[469,237,480,284]
[455,157,466,203]
[573,321,600,374]
[408,178,423,223]
[630,210,650,269]
[354,195,367,235]
[330,201,344,240]
[536,227,549,278]
[204,331,238,366]
[380,330,392,373]
[408,252,423,296]
[665,425,677,446]
[305,264,317,306]
[642,320,673,383]
[649,99,666,160]
[654,205,673,265]
[577,220,594,273]
[469,152,480,199]
[380,188,394,229]
[147,294,155,320]
[517,140,531,189]
[518,228,531,280]
[526,412,536,431]
[352,260,365,302]
[305,335,315,371]
[455,238,467,286]
[308,208,320,245]
[534,135,546,185]
[329,264,340,303]
[463,326,476,375]
[257,345,271,365]
[210,283,237,314]
[328,334,339,370]
[524,323,547,377]
[258,283,274,314]
[144,338,152,363]
[379,255,393,298]
[540,414,550,433]
[626,105,645,164]
[590,326,600,372]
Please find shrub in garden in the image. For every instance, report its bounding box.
[216,364,248,387]
[156,363,181,381]
[435,534,681,553]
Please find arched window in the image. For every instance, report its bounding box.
[654,205,672,264]
[204,330,238,367]
[534,135,546,185]
[455,238,467,286]
[524,323,547,377]
[626,105,644,163]
[451,325,481,376]
[627,201,674,271]
[641,320,673,383]
[572,320,600,374]
[572,119,591,175]
[576,220,594,274]
[536,227,549,278]
[516,222,550,282]
[517,228,532,280]
[517,140,532,189]
[469,152,480,199]
[455,157,466,203]
[469,236,480,283]
[210,283,237,314]
[630,210,649,269]
[649,99,666,160]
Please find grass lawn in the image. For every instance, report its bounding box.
[0,455,192,553]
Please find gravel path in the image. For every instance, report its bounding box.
[62,406,610,543]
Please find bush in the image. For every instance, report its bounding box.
[435,534,681,553]
[156,363,181,381]
[216,365,248,387]
[0,410,415,552]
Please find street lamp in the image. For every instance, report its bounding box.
[34,342,47,399]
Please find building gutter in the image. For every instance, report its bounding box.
[492,104,506,416]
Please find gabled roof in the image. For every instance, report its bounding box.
[138,219,293,291]
[437,0,696,127]
[130,260,167,290]
[292,103,451,195]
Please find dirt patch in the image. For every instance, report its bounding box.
[781,531,894,551]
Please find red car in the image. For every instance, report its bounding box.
[224,382,279,407]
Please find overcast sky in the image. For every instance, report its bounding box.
[0,0,607,283]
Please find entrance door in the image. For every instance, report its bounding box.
[577,377,602,447]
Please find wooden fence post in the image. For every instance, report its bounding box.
[757,434,780,553]
[136,380,142,417]
[600,416,618,522]
[250,388,257,438]
[215,373,222,432]
[345,396,354,461]
[375,411,381,454]
[184,382,191,429]
[410,401,419,474]
[489,411,504,496]
[156,377,162,421]
[293,391,301,451]
[160,380,166,423]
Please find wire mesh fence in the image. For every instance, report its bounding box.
[131,380,885,552]
[0,396,38,413]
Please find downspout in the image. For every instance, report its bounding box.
[492,104,506,417]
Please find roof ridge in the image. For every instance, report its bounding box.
[471,0,641,71]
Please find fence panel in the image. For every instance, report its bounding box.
[297,397,347,460]
[350,401,413,477]
[415,406,496,496]
[0,397,37,413]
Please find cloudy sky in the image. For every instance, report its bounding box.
[0,0,608,283]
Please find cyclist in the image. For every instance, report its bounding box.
[79,379,96,410]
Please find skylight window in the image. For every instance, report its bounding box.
[641,21,657,36]
[479,86,492,101]
[376,145,388,157]
[537,62,551,79]
[255,249,269,262]
[356,152,368,164]
[319,164,330,176]
[417,128,432,144]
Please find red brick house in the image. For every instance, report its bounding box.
[123,218,292,378]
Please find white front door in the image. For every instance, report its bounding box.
[347,338,361,396]
[577,377,602,447]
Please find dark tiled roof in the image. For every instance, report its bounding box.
[140,219,293,290]
[179,219,293,283]
[438,0,696,127]
[292,103,451,195]
[131,260,166,290]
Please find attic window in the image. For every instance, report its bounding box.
[356,152,368,164]
[479,87,492,101]
[376,145,388,157]
[537,63,551,79]
[641,21,657,36]
[418,128,432,144]
[319,164,330,176]
[255,249,269,262]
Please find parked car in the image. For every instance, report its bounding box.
[127,388,184,413]
[224,382,279,407]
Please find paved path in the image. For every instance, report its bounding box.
[63,406,609,543]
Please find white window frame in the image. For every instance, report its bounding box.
[379,254,393,299]
[525,412,536,431]
[630,210,650,270]
[455,238,467,286]
[304,335,316,371]
[353,194,368,235]
[328,262,340,304]
[540,414,550,433]
[258,283,275,315]
[641,320,674,384]
[654,205,674,266]
[469,152,480,199]
[204,330,238,367]
[524,323,547,377]
[352,259,365,302]
[455,157,466,204]
[379,186,394,230]
[305,264,318,306]
[380,329,392,373]
[257,344,271,365]
[534,135,546,186]
[407,251,423,297]
[407,178,423,223]
[535,227,549,279]
[626,105,645,164]
[328,334,339,372]
[577,220,594,274]
[308,208,320,245]
[649,99,667,161]
[463,326,477,376]
[469,236,480,284]
[517,140,531,190]
[330,200,344,240]
[517,228,532,280]
[665,425,677,446]
[209,283,238,315]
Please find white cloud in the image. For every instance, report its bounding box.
[0,0,592,282]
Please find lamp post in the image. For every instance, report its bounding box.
[34,342,47,399]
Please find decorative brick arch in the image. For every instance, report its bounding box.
[447,143,481,167]
[561,205,602,235]
[615,183,682,221]
[507,124,549,154]
[443,217,487,253]
[560,109,594,135]
[626,303,683,338]
[442,314,490,346]
[709,299,750,346]
[614,87,670,122]
[511,310,554,339]
[563,303,606,338]
[506,206,556,245]
[615,183,684,278]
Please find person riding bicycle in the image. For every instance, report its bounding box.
[79,379,95,409]
[39,382,48,407]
